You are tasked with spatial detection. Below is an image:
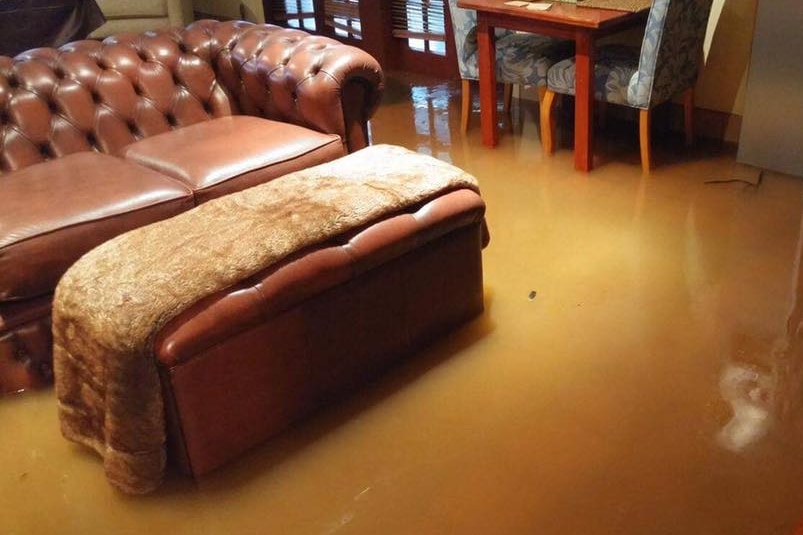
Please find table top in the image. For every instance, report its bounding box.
[456,0,647,29]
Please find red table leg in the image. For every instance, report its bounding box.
[574,31,595,172]
[477,17,498,147]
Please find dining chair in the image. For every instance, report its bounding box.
[540,0,714,172]
[447,0,573,133]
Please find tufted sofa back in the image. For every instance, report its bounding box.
[0,20,383,174]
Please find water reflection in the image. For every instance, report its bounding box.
[409,84,453,162]
[717,362,774,452]
[687,187,803,453]
[370,75,456,162]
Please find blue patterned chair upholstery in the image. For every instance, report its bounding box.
[447,0,572,132]
[541,0,714,171]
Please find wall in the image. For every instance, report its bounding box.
[193,0,265,22]
[737,0,803,177]
[697,0,757,116]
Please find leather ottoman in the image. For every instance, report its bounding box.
[53,145,489,492]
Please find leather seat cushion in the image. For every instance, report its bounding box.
[0,152,194,302]
[120,116,346,205]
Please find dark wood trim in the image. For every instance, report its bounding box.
[395,47,456,78]
[358,0,395,66]
[312,0,327,37]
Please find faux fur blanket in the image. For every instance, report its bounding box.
[53,145,480,494]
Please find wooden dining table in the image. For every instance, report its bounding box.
[456,0,649,171]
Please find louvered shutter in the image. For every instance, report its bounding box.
[268,0,317,31]
[324,0,362,39]
[391,0,446,54]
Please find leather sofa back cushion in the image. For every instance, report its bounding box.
[0,152,194,302]
[0,32,233,173]
[1,20,383,175]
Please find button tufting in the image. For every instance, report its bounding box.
[91,91,101,104]
[166,113,177,126]
[39,143,51,157]
[86,133,97,146]
[7,75,19,89]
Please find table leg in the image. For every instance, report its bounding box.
[574,31,595,171]
[477,17,498,147]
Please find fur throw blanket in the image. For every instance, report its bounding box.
[53,145,480,494]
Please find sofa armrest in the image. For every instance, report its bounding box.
[181,20,384,152]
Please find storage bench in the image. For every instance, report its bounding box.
[53,145,489,493]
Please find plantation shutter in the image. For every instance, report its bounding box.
[269,0,317,31]
[324,0,362,39]
[391,0,446,43]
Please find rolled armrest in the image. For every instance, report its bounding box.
[181,20,384,152]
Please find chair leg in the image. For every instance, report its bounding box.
[639,108,652,173]
[503,83,513,115]
[461,79,471,133]
[541,89,558,154]
[537,85,547,102]
[682,87,694,147]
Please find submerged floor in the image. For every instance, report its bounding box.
[4,74,803,534]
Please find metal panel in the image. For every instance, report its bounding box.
[737,0,803,178]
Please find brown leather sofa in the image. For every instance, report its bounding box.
[0,19,384,395]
